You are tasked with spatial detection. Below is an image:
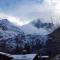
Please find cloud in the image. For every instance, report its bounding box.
[0,13,30,26]
[0,0,60,26]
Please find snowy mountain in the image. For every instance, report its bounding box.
[20,19,55,35]
[0,19,21,33]
[0,19,55,35]
[0,18,56,54]
[0,19,25,41]
[0,19,25,53]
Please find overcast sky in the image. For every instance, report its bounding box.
[0,0,60,26]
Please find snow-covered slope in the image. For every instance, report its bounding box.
[0,19,25,53]
[0,19,23,40]
[20,24,48,35]
[0,30,17,40]
[20,19,55,35]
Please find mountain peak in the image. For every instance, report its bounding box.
[0,19,22,33]
[0,19,9,24]
[31,19,42,28]
[2,19,8,21]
